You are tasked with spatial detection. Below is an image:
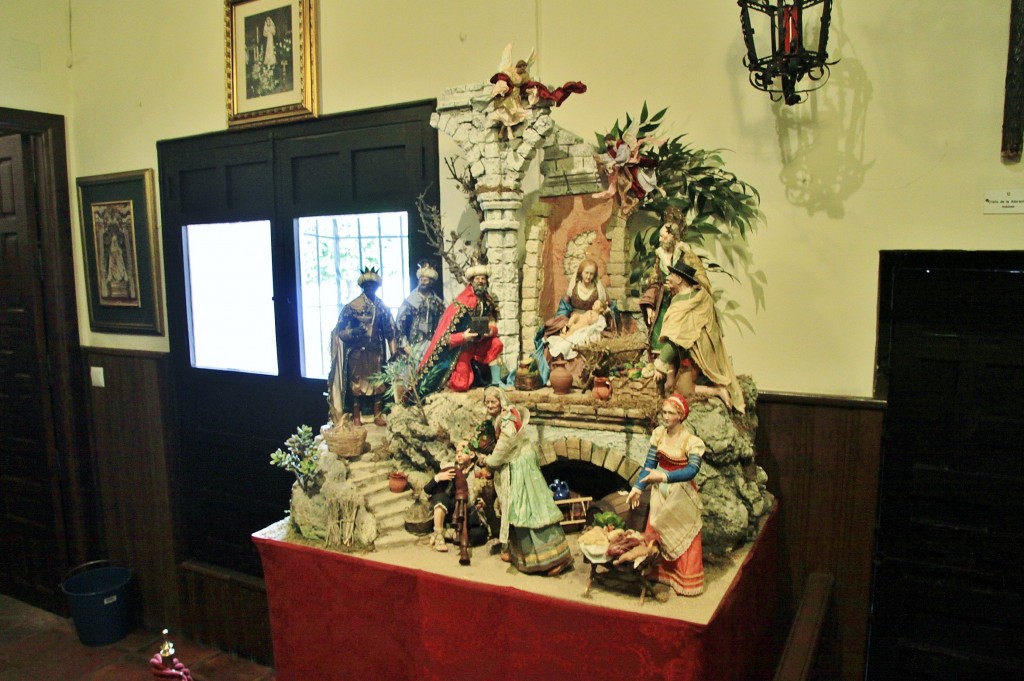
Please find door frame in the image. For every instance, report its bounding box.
[0,108,98,596]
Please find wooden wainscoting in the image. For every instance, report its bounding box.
[756,391,885,681]
[84,348,181,632]
[179,560,272,663]
[85,348,274,663]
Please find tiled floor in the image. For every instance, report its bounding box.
[0,594,275,680]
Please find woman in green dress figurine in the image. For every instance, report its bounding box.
[480,387,573,576]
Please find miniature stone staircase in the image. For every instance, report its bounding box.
[346,458,419,551]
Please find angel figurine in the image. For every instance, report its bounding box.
[488,43,587,139]
[594,121,666,215]
[489,44,537,137]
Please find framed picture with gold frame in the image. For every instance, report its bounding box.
[76,169,164,335]
[225,0,319,128]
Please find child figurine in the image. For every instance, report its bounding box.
[424,440,489,555]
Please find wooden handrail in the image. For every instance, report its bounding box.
[774,572,836,681]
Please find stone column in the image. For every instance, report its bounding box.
[431,83,563,374]
[604,208,631,309]
[520,202,551,355]
[481,222,520,370]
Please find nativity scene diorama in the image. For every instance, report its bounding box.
[268,43,774,607]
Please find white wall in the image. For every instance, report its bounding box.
[3,0,1023,396]
[0,0,72,114]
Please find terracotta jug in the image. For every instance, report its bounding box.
[592,376,612,401]
[388,471,408,493]
[549,360,573,395]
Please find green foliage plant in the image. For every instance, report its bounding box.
[593,510,625,530]
[599,104,767,332]
[369,354,428,424]
[370,356,450,473]
[269,425,322,494]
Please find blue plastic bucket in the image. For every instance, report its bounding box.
[59,560,134,646]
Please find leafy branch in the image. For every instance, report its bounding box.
[368,355,429,425]
[604,104,767,331]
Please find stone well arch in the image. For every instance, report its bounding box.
[535,434,644,490]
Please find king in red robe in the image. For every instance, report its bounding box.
[414,268,504,396]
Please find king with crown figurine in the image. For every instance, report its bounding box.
[327,267,398,426]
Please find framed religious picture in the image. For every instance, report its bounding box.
[225,0,320,128]
[76,169,164,335]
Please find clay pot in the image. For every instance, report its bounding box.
[592,376,612,401]
[549,360,573,395]
[388,471,408,493]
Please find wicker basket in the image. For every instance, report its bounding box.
[574,333,649,380]
[324,415,367,459]
[514,372,542,391]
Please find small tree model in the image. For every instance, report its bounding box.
[269,425,322,494]
[415,192,485,287]
[369,355,450,472]
[444,156,484,222]
[369,354,427,421]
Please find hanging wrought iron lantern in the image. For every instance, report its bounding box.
[738,0,835,105]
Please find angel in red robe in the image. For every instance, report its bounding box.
[594,124,665,215]
[488,43,586,138]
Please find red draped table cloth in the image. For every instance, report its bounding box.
[254,506,778,681]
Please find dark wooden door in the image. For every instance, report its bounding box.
[869,251,1024,679]
[159,103,438,575]
[0,133,65,608]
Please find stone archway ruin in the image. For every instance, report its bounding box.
[431,83,629,370]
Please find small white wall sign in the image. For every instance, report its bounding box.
[984,189,1024,214]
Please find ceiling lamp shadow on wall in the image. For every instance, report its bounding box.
[738,0,837,105]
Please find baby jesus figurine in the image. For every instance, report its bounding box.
[546,299,607,361]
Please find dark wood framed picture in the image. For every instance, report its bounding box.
[76,169,164,335]
[225,0,320,128]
